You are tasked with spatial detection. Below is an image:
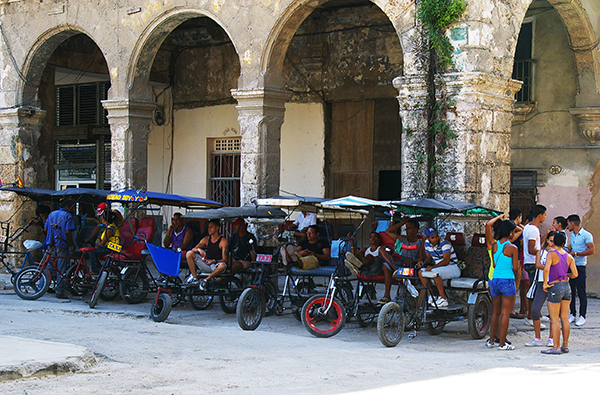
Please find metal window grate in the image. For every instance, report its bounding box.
[209,138,241,206]
[512,59,533,103]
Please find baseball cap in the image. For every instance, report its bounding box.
[232,218,245,227]
[97,202,107,216]
[424,227,437,237]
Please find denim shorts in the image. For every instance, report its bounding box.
[490,278,516,297]
[547,281,571,303]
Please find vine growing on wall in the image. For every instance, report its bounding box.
[416,0,465,197]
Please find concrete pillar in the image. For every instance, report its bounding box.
[231,88,292,205]
[395,72,522,212]
[102,99,156,191]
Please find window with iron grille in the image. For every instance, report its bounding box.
[512,21,534,103]
[55,81,110,126]
[209,138,241,207]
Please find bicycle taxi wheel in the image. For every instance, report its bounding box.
[301,294,346,338]
[377,302,405,347]
[14,267,50,300]
[151,292,173,322]
[237,287,265,331]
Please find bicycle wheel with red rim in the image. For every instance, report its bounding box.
[301,294,346,338]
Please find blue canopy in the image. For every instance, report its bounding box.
[52,188,110,204]
[0,186,56,202]
[106,189,222,208]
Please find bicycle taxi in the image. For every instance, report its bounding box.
[88,189,223,309]
[300,197,499,347]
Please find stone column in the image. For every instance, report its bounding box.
[102,99,156,191]
[395,72,522,212]
[231,88,292,206]
[0,107,45,231]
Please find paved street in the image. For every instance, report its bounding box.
[1,273,599,394]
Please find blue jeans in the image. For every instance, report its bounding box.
[490,278,516,297]
[52,248,71,294]
[569,265,587,317]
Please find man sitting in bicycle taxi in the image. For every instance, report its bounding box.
[280,225,330,270]
[379,218,425,304]
[84,203,122,273]
[229,218,257,275]
[344,232,393,277]
[185,219,228,291]
[418,227,462,308]
[163,212,194,258]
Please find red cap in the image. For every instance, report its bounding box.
[97,202,107,216]
[232,218,245,227]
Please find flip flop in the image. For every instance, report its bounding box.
[541,349,561,355]
[561,347,569,354]
[378,297,391,305]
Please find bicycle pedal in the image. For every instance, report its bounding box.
[408,331,417,339]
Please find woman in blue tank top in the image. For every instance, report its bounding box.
[485,219,519,350]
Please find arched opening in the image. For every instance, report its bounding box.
[141,16,241,205]
[279,0,404,199]
[32,32,111,190]
[510,0,593,224]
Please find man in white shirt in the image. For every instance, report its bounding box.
[523,205,546,329]
[291,210,317,241]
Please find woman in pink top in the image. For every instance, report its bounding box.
[542,232,578,354]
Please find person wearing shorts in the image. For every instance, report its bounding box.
[418,227,461,308]
[486,220,519,350]
[185,219,228,291]
[542,232,578,355]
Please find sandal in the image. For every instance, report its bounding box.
[561,347,569,354]
[378,297,391,305]
[541,349,562,355]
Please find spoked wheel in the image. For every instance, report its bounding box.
[14,267,50,300]
[236,287,265,331]
[301,294,346,338]
[119,269,150,304]
[65,265,92,297]
[357,305,377,328]
[427,320,446,335]
[188,293,214,310]
[88,271,108,308]
[468,293,492,339]
[336,281,355,310]
[150,293,172,322]
[220,276,243,314]
[377,302,405,347]
[264,280,278,317]
[99,269,120,301]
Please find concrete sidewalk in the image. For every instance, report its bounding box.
[0,336,97,381]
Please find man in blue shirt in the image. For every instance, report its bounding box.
[567,214,595,326]
[44,199,76,299]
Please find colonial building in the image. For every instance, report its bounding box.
[1,0,599,293]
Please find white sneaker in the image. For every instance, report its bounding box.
[540,322,547,330]
[547,338,554,347]
[524,318,534,327]
[345,252,363,268]
[344,260,359,276]
[569,314,576,323]
[575,316,586,326]
[436,296,449,307]
[541,315,550,323]
[280,247,288,266]
[525,338,543,347]
[186,274,198,284]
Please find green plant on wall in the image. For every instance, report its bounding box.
[416,0,465,197]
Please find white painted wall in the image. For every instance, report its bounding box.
[147,101,326,202]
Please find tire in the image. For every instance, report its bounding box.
[220,276,243,314]
[357,305,377,328]
[65,264,91,297]
[468,293,492,339]
[427,320,446,335]
[89,270,108,308]
[377,302,405,347]
[188,293,214,310]
[119,268,150,304]
[99,268,120,301]
[236,287,265,331]
[14,267,50,300]
[337,281,354,309]
[263,279,278,317]
[150,293,172,322]
[301,294,346,338]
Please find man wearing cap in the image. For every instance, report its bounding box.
[229,218,257,275]
[163,212,194,256]
[44,199,76,299]
[418,227,461,307]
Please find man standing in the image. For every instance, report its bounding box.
[44,199,76,299]
[567,214,595,326]
[522,204,546,328]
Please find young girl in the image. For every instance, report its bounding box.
[542,232,578,354]
[486,220,519,350]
